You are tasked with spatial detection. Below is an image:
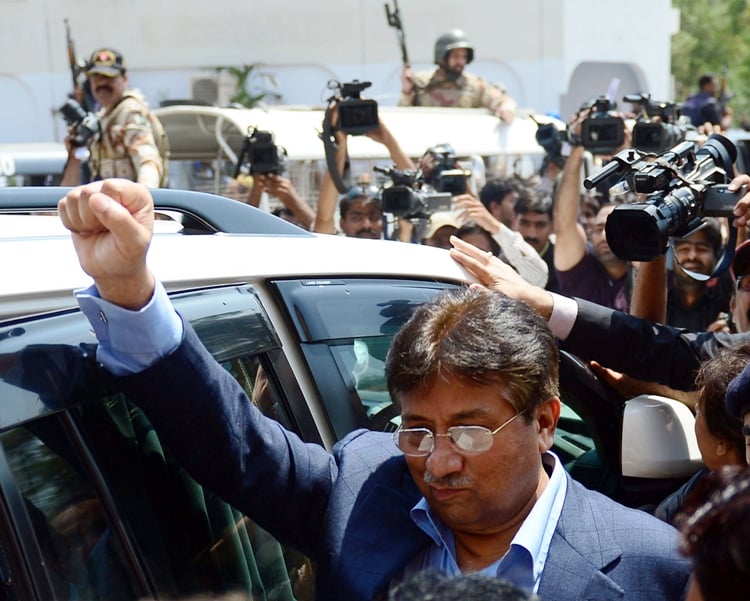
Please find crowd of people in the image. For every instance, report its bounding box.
[55,31,750,601]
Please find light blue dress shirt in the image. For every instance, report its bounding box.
[402,452,567,593]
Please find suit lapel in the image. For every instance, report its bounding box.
[538,475,624,601]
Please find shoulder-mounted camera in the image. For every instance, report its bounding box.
[623,93,696,155]
[578,95,625,155]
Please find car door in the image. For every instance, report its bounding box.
[0,285,318,600]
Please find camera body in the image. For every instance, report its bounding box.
[58,98,100,147]
[580,96,625,155]
[337,80,379,135]
[625,93,696,154]
[235,128,287,176]
[376,166,452,219]
[422,144,471,195]
[585,134,739,261]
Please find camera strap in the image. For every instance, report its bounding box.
[320,104,352,194]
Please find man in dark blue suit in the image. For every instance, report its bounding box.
[59,179,690,601]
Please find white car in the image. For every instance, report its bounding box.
[0,187,701,600]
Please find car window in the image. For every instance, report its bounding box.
[0,423,138,601]
[272,278,460,439]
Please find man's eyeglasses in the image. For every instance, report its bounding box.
[737,274,750,293]
[393,409,527,457]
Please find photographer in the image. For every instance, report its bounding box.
[247,174,315,231]
[60,48,167,188]
[553,110,631,312]
[314,102,415,238]
[399,30,517,123]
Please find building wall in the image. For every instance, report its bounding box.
[0,0,676,142]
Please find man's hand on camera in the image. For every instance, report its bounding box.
[729,174,750,228]
[58,179,155,310]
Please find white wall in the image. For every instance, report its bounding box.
[0,0,676,142]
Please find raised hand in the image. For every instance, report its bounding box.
[58,178,155,309]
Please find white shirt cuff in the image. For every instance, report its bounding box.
[547,293,578,341]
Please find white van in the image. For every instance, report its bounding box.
[153,103,559,205]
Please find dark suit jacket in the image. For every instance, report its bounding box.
[122,321,690,601]
[564,297,750,391]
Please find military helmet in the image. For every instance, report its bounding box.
[434,29,475,65]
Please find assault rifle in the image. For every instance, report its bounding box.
[384,0,409,66]
[64,19,94,112]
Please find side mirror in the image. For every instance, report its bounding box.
[621,395,703,478]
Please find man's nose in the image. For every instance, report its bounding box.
[424,436,464,478]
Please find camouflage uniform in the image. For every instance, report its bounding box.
[89,89,168,188]
[398,68,510,113]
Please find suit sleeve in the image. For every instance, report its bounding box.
[118,319,336,557]
[562,298,750,390]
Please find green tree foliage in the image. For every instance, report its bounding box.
[672,0,750,126]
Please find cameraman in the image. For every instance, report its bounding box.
[61,48,167,189]
[553,110,631,312]
[399,30,517,123]
[247,174,315,231]
[314,106,415,238]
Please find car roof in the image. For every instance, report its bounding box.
[1,216,472,321]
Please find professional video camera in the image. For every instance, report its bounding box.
[234,127,287,177]
[584,133,741,262]
[58,97,100,147]
[332,80,379,135]
[375,165,452,219]
[623,93,696,154]
[578,96,625,155]
[422,143,471,195]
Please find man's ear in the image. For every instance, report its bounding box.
[536,397,560,453]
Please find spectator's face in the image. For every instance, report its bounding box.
[580,201,599,239]
[693,397,723,471]
[444,49,469,76]
[399,377,557,537]
[672,232,716,280]
[591,205,618,264]
[340,198,383,239]
[489,191,518,230]
[515,211,553,254]
[456,231,493,254]
[731,274,750,333]
[88,72,127,109]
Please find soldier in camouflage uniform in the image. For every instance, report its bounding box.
[61,48,168,188]
[399,30,517,123]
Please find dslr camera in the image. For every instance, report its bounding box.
[58,98,100,147]
[578,96,625,155]
[585,133,741,261]
[422,144,471,195]
[624,93,696,154]
[375,165,452,219]
[234,127,287,177]
[334,80,379,135]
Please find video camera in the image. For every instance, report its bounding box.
[422,143,471,195]
[332,80,379,135]
[623,93,696,154]
[234,127,287,177]
[579,96,625,155]
[585,133,741,261]
[375,165,452,219]
[58,98,100,147]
